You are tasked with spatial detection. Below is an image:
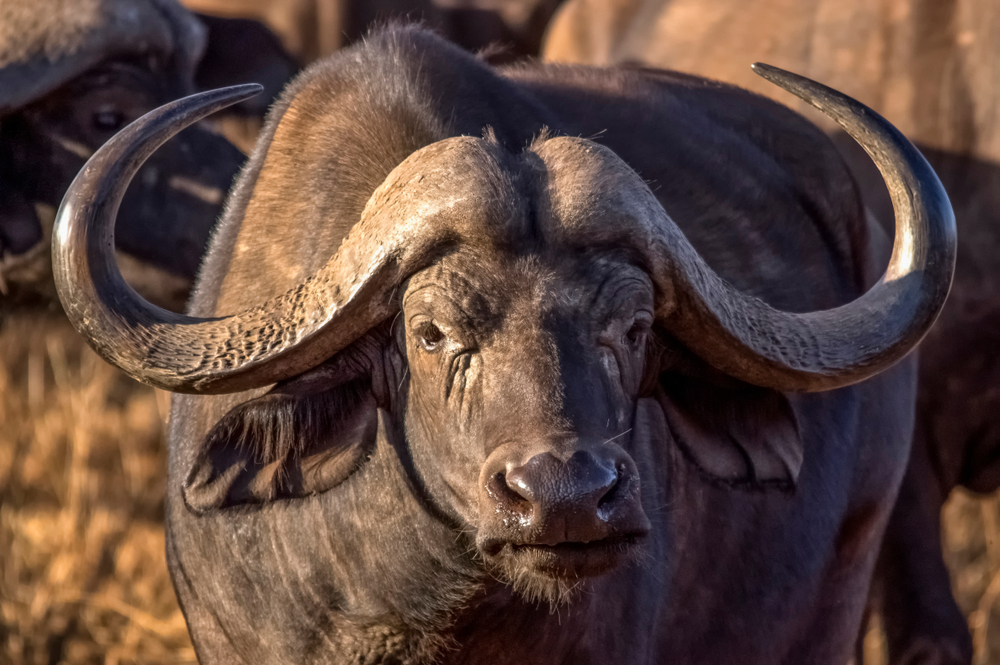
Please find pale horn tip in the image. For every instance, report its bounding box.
[208,83,264,105]
[750,63,798,90]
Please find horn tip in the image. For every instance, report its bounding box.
[750,63,815,103]
[230,82,265,101]
[750,62,785,82]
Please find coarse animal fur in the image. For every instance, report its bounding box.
[166,25,914,664]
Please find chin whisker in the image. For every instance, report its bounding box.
[477,536,646,609]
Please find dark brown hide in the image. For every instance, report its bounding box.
[91,27,932,664]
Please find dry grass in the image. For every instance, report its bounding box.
[1,311,194,664]
[944,492,1000,665]
[0,310,997,664]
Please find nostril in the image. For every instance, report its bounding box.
[488,453,631,522]
[504,467,535,502]
[487,471,532,515]
[597,464,625,509]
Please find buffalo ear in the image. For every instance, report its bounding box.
[183,377,378,514]
[656,375,803,490]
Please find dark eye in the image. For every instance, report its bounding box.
[92,108,126,131]
[625,316,650,347]
[417,322,445,352]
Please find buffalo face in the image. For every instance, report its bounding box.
[176,135,669,606]
[400,251,654,600]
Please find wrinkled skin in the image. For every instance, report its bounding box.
[158,27,920,664]
[401,251,654,600]
[542,2,996,661]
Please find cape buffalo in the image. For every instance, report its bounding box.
[185,0,566,64]
[0,0,253,307]
[544,2,997,661]
[52,26,955,664]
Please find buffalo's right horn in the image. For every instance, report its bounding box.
[53,85,504,394]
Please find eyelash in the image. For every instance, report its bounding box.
[416,322,445,352]
[625,321,643,345]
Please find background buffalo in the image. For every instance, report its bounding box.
[0,0,254,311]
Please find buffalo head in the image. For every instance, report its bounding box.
[50,63,955,604]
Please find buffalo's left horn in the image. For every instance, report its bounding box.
[645,64,955,391]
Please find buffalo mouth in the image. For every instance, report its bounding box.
[480,532,647,585]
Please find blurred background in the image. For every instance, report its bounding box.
[2,0,999,663]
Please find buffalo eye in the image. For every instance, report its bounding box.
[417,322,445,352]
[92,106,126,132]
[625,314,652,347]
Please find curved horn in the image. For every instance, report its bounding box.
[57,68,954,397]
[54,85,488,394]
[657,64,956,392]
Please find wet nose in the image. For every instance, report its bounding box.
[506,451,618,510]
[489,450,627,544]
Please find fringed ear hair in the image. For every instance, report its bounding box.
[184,376,379,513]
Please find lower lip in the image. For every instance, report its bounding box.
[508,535,642,577]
